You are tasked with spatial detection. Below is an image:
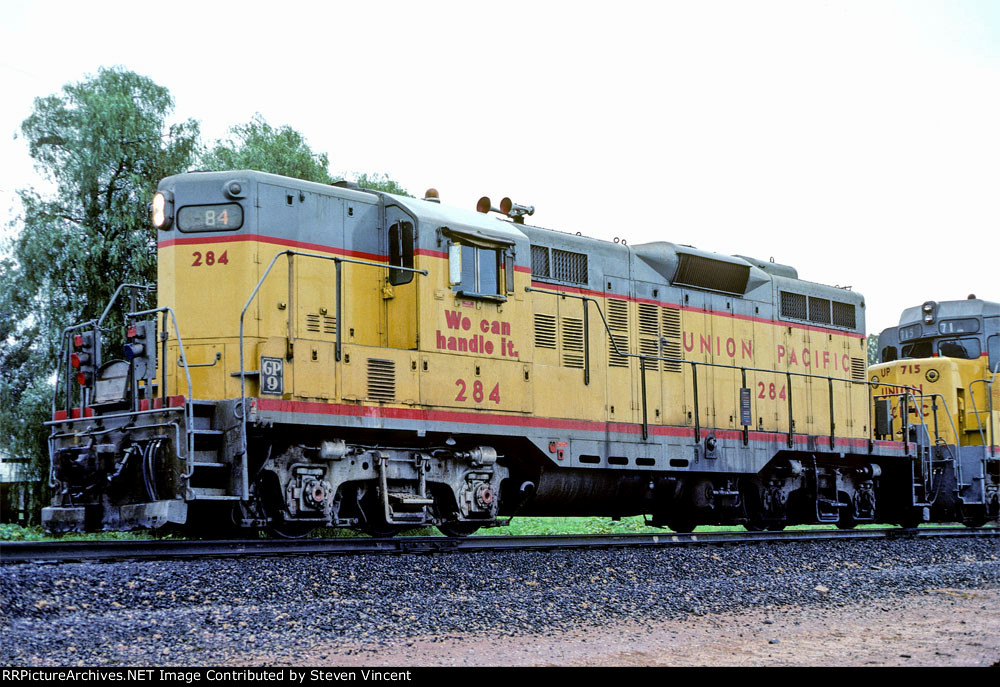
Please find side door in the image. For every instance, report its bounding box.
[384,206,418,350]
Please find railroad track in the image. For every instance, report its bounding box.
[1,526,996,564]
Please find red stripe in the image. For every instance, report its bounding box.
[254,398,903,451]
[414,248,448,259]
[158,234,384,263]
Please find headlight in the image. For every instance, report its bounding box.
[151,191,173,229]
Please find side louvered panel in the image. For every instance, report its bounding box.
[534,313,557,349]
[561,317,585,368]
[306,313,336,335]
[662,340,683,372]
[637,303,659,336]
[367,358,396,402]
[607,299,629,331]
[608,334,629,368]
[661,307,681,338]
[850,357,866,381]
[606,298,629,368]
[639,337,660,371]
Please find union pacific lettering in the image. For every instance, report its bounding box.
[435,310,519,358]
[776,344,850,372]
[682,333,754,361]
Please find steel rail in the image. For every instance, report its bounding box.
[1,527,995,565]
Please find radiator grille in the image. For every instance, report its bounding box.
[561,317,585,368]
[534,313,557,349]
[552,249,588,284]
[367,358,396,402]
[808,297,831,324]
[832,301,856,329]
[780,291,808,320]
[531,245,550,278]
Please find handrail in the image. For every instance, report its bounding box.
[968,377,996,458]
[97,283,154,329]
[51,283,155,421]
[237,249,428,488]
[527,285,873,447]
[128,306,196,479]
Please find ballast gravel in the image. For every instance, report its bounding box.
[1,536,997,666]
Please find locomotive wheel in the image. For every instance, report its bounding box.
[764,522,787,531]
[361,520,404,538]
[960,505,987,528]
[269,520,316,539]
[836,491,858,529]
[437,521,482,537]
[667,518,697,534]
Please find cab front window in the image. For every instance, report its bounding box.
[938,337,981,360]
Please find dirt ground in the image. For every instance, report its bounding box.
[292,587,1000,667]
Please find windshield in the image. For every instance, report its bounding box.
[937,337,981,360]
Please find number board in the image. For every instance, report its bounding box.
[260,357,284,395]
[177,203,244,232]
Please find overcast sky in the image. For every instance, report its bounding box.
[1,0,997,334]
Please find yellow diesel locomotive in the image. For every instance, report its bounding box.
[43,170,998,534]
[871,297,999,526]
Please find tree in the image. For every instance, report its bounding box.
[352,172,411,197]
[201,115,333,184]
[867,334,880,366]
[0,66,199,520]
[202,115,411,196]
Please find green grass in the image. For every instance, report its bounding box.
[0,523,167,542]
[1,517,973,543]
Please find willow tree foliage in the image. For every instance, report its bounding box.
[201,114,411,196]
[0,67,199,518]
[201,114,334,184]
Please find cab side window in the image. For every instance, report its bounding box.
[388,221,414,285]
[989,334,999,372]
[458,244,501,297]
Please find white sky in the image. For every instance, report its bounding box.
[1,0,997,334]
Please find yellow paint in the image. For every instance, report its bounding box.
[157,238,876,442]
[870,355,999,447]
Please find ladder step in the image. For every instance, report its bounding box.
[389,493,434,506]
[190,487,240,501]
[192,461,226,468]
